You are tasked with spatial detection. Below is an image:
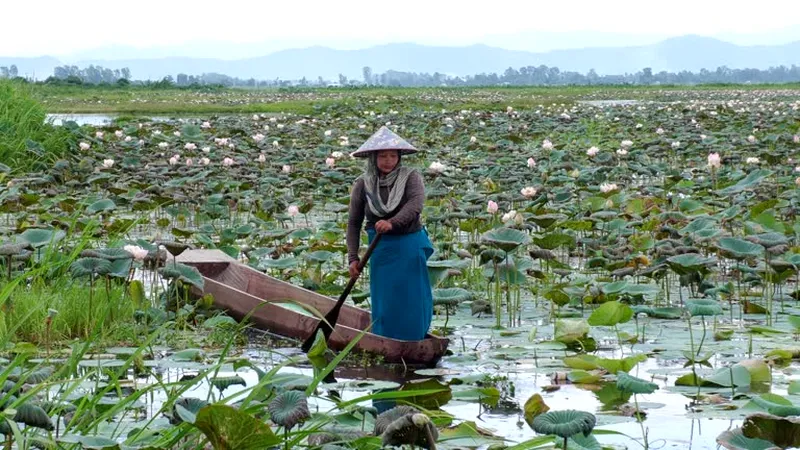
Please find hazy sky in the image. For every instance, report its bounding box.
[3,0,800,57]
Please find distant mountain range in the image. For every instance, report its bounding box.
[2,35,800,81]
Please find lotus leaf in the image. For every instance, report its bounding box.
[685,298,723,317]
[742,412,800,449]
[195,404,281,449]
[716,428,780,450]
[616,371,659,394]
[481,227,530,252]
[531,410,596,440]
[267,390,310,429]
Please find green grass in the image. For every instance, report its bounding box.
[0,79,73,171]
[3,279,137,345]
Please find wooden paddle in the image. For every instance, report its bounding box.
[301,232,383,353]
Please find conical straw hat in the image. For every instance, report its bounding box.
[350,126,418,158]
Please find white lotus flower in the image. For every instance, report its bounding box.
[656,128,664,134]
[158,142,169,149]
[542,139,554,151]
[252,133,265,142]
[173,131,181,137]
[587,146,599,157]
[600,182,618,193]
[201,121,211,129]
[95,131,104,139]
[748,135,756,143]
[671,141,680,149]
[621,140,633,149]
[115,130,124,138]
[746,157,760,164]
[184,143,197,151]
[222,157,234,167]
[521,187,537,198]
[282,165,292,173]
[79,142,91,151]
[200,157,210,165]
[257,153,266,163]
[707,152,721,169]
[429,161,446,173]
[470,136,477,144]
[616,148,628,156]
[102,159,114,168]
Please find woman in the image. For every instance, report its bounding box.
[346,126,434,341]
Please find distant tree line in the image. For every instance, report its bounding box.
[0,65,19,78]
[361,64,800,87]
[43,65,132,85]
[14,62,800,88]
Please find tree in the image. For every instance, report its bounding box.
[9,65,18,78]
[338,73,348,86]
[0,67,8,78]
[362,66,372,85]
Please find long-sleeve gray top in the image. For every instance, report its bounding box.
[346,170,425,264]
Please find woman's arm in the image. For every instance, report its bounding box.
[388,171,424,229]
[346,178,366,264]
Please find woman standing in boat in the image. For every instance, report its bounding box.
[346,126,434,342]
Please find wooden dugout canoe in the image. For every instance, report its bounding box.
[176,249,450,367]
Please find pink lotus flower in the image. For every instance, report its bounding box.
[542,139,554,151]
[222,157,234,167]
[794,135,800,144]
[287,205,300,216]
[173,131,181,137]
[185,158,193,166]
[521,187,537,198]
[796,177,800,187]
[587,147,599,157]
[95,131,104,139]
[184,143,197,151]
[252,133,265,142]
[325,157,335,168]
[201,121,211,129]
[527,157,536,168]
[168,156,179,166]
[487,200,498,214]
[257,154,266,163]
[123,245,149,261]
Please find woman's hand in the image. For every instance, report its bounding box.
[375,220,393,233]
[349,261,361,279]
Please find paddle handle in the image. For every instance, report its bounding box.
[301,233,383,352]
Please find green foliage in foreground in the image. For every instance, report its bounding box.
[0,79,73,171]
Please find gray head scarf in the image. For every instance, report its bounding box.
[362,152,413,218]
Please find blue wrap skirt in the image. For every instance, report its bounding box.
[366,228,434,341]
